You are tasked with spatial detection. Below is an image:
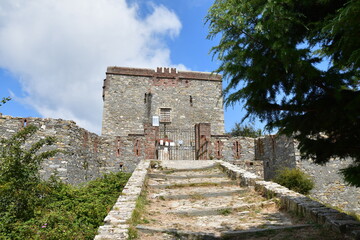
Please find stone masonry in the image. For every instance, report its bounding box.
[0,114,145,184]
[101,67,224,136]
[95,160,360,239]
[257,135,360,215]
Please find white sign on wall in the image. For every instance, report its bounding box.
[152,116,159,126]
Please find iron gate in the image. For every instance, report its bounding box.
[157,125,195,160]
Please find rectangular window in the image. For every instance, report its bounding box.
[160,108,171,122]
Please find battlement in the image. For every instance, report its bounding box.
[106,66,222,81]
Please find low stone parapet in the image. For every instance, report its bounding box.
[218,161,360,239]
[94,160,150,240]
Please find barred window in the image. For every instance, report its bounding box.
[160,108,171,122]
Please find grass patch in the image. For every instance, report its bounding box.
[128,226,138,240]
[127,191,149,239]
[129,193,148,225]
[218,208,232,215]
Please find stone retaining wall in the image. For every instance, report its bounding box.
[219,161,360,239]
[94,160,150,240]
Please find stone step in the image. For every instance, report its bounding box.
[136,225,218,240]
[137,224,313,240]
[159,160,219,170]
[220,224,313,239]
[160,165,219,173]
[151,189,247,201]
[147,173,227,179]
[169,200,277,216]
[147,180,237,189]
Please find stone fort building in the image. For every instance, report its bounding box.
[102,66,224,136]
[0,66,358,214]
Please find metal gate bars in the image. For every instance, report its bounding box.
[157,125,195,160]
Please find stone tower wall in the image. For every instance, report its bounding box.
[102,67,224,136]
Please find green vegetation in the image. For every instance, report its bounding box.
[0,125,60,222]
[0,172,130,240]
[273,168,314,195]
[0,97,11,107]
[218,208,232,216]
[229,122,262,137]
[206,0,360,186]
[0,170,130,239]
[128,192,148,240]
[0,125,131,239]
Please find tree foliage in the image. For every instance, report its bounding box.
[206,0,360,186]
[229,122,262,138]
[0,97,11,107]
[0,125,59,221]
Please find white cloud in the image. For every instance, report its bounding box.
[0,0,183,133]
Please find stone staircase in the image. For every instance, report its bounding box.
[135,161,346,240]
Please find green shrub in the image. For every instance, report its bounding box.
[0,172,131,239]
[273,168,314,195]
[0,125,131,239]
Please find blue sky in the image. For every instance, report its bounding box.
[0,0,260,134]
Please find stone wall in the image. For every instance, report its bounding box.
[209,135,263,177]
[102,67,225,136]
[257,135,360,214]
[219,161,360,239]
[0,114,145,185]
[256,135,297,180]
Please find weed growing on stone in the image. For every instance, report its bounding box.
[128,226,138,240]
[129,192,148,225]
[190,193,205,201]
[218,208,232,215]
[127,191,150,239]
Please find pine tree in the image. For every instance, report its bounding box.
[206,0,360,186]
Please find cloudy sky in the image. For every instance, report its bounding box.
[0,0,253,134]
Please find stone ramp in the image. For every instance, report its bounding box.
[137,162,344,239]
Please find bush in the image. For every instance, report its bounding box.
[273,168,314,195]
[0,172,131,239]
